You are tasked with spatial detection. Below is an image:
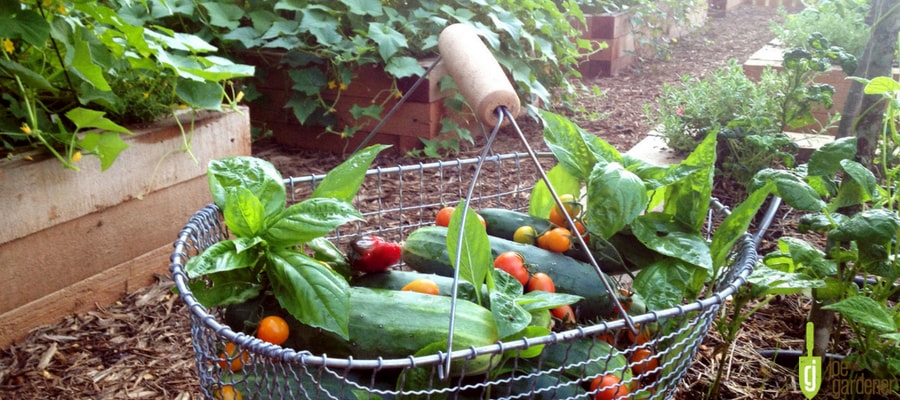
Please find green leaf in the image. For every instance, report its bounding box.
[528,164,581,219]
[773,237,837,277]
[222,187,266,237]
[0,59,57,93]
[807,137,856,177]
[585,162,647,240]
[384,56,426,79]
[187,268,262,307]
[829,209,900,245]
[311,144,390,202]
[349,104,383,121]
[263,198,363,247]
[517,290,583,312]
[751,169,825,212]
[341,0,383,16]
[840,159,877,200]
[289,67,327,96]
[208,156,286,220]
[65,108,131,134]
[664,129,717,233]
[286,94,320,124]
[69,30,111,92]
[267,249,351,339]
[539,109,600,180]
[0,8,49,46]
[631,214,712,272]
[710,181,774,270]
[201,2,244,30]
[490,290,531,339]
[307,237,352,279]
[822,296,896,333]
[447,202,492,305]
[299,7,342,46]
[863,76,900,95]
[633,258,708,311]
[175,78,223,110]
[748,264,825,295]
[184,239,260,278]
[367,22,407,62]
[78,132,130,171]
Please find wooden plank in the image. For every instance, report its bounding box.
[591,33,636,62]
[0,244,173,349]
[0,108,250,244]
[0,176,213,313]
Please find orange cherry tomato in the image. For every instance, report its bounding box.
[401,278,440,295]
[217,342,250,372]
[536,227,572,253]
[551,304,576,325]
[256,315,290,346]
[630,348,659,377]
[590,374,630,400]
[494,251,530,286]
[435,206,455,227]
[627,323,654,345]
[548,206,568,227]
[214,385,243,400]
[526,272,556,293]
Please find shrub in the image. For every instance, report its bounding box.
[771,0,871,57]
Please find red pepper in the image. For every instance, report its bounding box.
[348,235,402,273]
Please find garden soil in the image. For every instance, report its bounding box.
[0,4,839,399]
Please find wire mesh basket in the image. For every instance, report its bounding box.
[169,152,758,400]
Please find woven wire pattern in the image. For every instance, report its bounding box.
[169,153,758,400]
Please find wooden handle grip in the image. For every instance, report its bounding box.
[438,23,521,127]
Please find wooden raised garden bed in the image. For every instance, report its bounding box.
[578,3,708,78]
[0,108,251,348]
[743,41,900,135]
[245,53,475,154]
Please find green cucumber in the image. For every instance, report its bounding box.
[351,269,480,303]
[227,287,500,376]
[478,208,650,276]
[536,338,631,387]
[401,226,622,322]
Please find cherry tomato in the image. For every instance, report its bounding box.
[548,194,581,226]
[494,251,530,286]
[214,385,243,400]
[217,342,250,372]
[513,225,538,245]
[629,348,659,377]
[435,206,455,227]
[256,315,290,345]
[627,323,654,345]
[536,227,572,253]
[551,304,576,325]
[402,278,440,295]
[548,206,568,227]
[526,272,555,293]
[590,374,629,400]
[436,206,485,228]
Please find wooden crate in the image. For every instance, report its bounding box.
[0,108,252,348]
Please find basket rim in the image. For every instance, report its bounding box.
[168,154,759,371]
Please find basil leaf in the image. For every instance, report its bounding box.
[263,197,364,247]
[223,186,266,237]
[184,239,260,278]
[585,162,647,240]
[447,202,492,305]
[311,144,390,202]
[267,249,351,340]
[208,156,286,221]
